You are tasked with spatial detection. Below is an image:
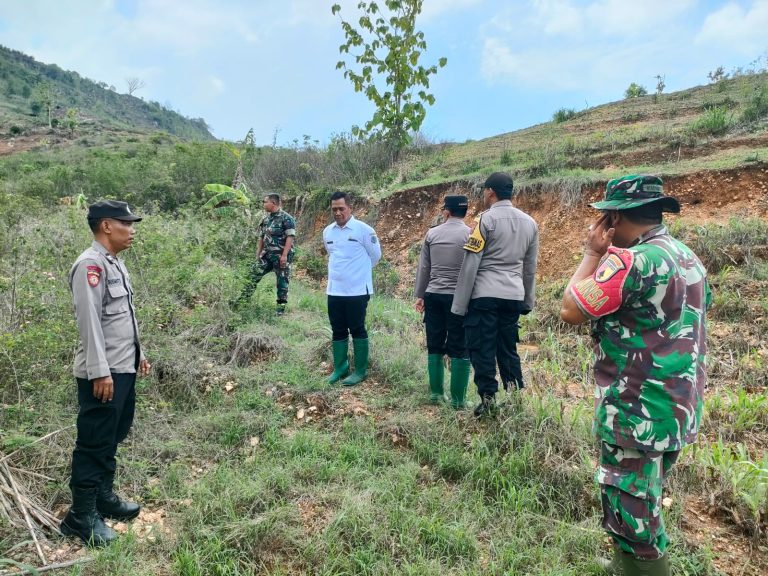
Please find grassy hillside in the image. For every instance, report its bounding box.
[0,45,214,141]
[385,71,768,202]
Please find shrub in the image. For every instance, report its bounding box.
[9,125,22,136]
[552,108,577,123]
[296,249,326,281]
[373,259,399,296]
[741,84,768,124]
[688,106,732,136]
[624,83,648,98]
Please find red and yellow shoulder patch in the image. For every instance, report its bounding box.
[86,265,102,287]
[570,248,633,317]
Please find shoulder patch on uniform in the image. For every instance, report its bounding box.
[595,253,627,283]
[570,248,634,317]
[370,234,378,244]
[463,224,485,253]
[86,265,102,287]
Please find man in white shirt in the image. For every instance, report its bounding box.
[323,191,382,385]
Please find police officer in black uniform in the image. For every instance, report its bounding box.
[451,173,539,417]
[61,201,151,546]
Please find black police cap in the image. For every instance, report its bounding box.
[483,172,514,196]
[442,195,469,210]
[87,200,142,222]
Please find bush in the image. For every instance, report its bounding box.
[296,249,326,281]
[552,108,577,123]
[689,106,732,136]
[624,83,648,98]
[741,84,768,124]
[373,259,399,296]
[9,125,22,136]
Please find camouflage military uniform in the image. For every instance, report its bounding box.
[242,208,296,305]
[570,224,710,559]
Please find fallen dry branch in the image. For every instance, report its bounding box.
[0,461,56,564]
[0,436,70,570]
[0,425,74,465]
[0,557,93,576]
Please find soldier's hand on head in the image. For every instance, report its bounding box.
[92,375,114,403]
[138,358,152,377]
[585,213,615,257]
[415,298,425,313]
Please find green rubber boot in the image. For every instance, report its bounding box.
[427,354,445,403]
[620,551,670,576]
[449,358,471,409]
[342,338,368,386]
[327,339,349,384]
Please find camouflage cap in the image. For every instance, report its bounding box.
[591,174,680,213]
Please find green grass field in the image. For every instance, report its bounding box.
[2,207,765,575]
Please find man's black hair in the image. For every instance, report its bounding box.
[448,207,468,218]
[330,191,351,204]
[265,193,281,205]
[617,202,664,225]
[87,218,103,233]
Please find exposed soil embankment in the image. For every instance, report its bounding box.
[357,164,768,291]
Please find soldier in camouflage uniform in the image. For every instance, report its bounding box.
[561,175,710,576]
[239,194,296,315]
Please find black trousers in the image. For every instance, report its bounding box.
[423,292,468,358]
[69,372,136,489]
[328,294,370,341]
[463,297,523,397]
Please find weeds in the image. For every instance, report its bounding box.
[741,84,768,124]
[670,217,768,274]
[552,108,577,123]
[689,106,732,136]
[697,441,767,537]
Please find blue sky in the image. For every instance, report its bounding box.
[1,0,766,145]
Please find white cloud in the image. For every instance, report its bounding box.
[421,0,483,20]
[532,0,585,37]
[209,75,225,96]
[585,0,696,35]
[479,0,703,91]
[695,0,768,55]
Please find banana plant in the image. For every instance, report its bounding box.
[201,183,251,217]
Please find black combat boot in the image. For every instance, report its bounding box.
[473,395,498,418]
[97,473,140,521]
[61,486,118,547]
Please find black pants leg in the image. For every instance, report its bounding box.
[464,298,499,397]
[424,292,467,358]
[496,300,524,389]
[70,373,136,489]
[328,295,370,341]
[464,298,522,398]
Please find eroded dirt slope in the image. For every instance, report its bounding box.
[367,165,768,293]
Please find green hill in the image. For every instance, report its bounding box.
[0,44,214,141]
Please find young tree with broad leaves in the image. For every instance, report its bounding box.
[332,0,447,153]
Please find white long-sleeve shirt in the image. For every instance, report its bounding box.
[323,216,381,296]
